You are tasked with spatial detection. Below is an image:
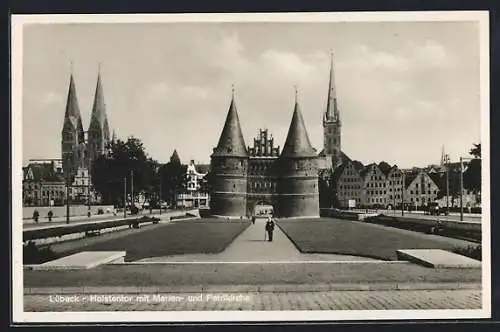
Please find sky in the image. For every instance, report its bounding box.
[21,19,482,168]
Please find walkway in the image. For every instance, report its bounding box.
[140,218,377,262]
[24,289,481,311]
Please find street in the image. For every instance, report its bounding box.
[350,209,481,223]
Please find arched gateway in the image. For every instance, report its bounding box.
[209,89,320,219]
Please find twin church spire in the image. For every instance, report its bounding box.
[61,63,111,175]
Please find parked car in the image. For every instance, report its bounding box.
[425,202,449,216]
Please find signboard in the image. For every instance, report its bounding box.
[348,199,356,208]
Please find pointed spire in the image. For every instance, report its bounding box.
[212,87,248,157]
[281,97,316,158]
[63,68,85,143]
[112,129,117,143]
[325,51,339,121]
[89,66,110,141]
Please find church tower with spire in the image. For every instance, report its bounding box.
[323,52,342,169]
[277,90,320,218]
[87,66,111,167]
[209,87,249,217]
[61,69,86,178]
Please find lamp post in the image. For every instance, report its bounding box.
[123,176,127,218]
[445,153,450,215]
[458,156,474,222]
[460,157,464,221]
[401,171,405,216]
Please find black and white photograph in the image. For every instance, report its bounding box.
[11,12,490,323]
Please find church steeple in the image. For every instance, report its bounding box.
[212,86,248,157]
[281,90,316,158]
[324,51,339,122]
[63,70,85,144]
[61,65,85,176]
[88,65,111,162]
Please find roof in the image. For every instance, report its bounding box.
[63,74,85,143]
[24,162,65,182]
[359,163,376,178]
[331,161,348,184]
[378,162,392,176]
[196,164,211,174]
[351,160,364,171]
[88,71,110,138]
[427,172,445,191]
[212,94,248,158]
[281,101,317,158]
[404,171,419,187]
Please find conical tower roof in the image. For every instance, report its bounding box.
[281,97,316,158]
[89,69,108,133]
[170,149,181,164]
[63,73,85,143]
[212,90,248,157]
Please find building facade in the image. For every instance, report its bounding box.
[335,160,363,208]
[23,160,66,206]
[209,90,319,218]
[404,171,440,208]
[177,160,210,208]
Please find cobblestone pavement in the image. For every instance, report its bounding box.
[25,289,481,311]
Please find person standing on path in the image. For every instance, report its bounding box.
[265,217,275,242]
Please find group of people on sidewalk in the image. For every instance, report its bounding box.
[251,215,276,242]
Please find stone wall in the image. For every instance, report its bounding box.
[277,157,319,218]
[209,156,248,216]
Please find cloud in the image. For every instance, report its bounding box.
[180,86,208,99]
[413,39,455,68]
[261,50,318,78]
[42,92,63,104]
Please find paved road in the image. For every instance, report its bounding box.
[351,209,481,223]
[24,289,481,311]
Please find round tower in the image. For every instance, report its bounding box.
[277,94,319,218]
[209,89,249,217]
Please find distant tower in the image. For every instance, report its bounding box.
[323,52,342,168]
[61,69,86,177]
[440,145,446,166]
[277,89,320,218]
[87,66,111,166]
[210,87,249,217]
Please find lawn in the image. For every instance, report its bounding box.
[46,219,251,262]
[278,218,477,261]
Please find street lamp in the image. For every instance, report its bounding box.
[401,171,405,216]
[459,156,474,222]
[444,153,450,215]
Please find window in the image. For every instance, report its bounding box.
[416,190,419,195]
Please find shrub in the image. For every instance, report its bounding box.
[453,245,482,261]
[97,208,104,215]
[23,242,58,264]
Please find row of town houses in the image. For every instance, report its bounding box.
[332,159,478,210]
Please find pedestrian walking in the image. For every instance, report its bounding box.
[265,217,275,242]
[252,216,256,224]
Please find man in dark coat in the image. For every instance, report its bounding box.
[265,217,275,242]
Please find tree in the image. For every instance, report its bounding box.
[318,168,336,209]
[159,150,187,206]
[91,137,158,206]
[464,143,481,199]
